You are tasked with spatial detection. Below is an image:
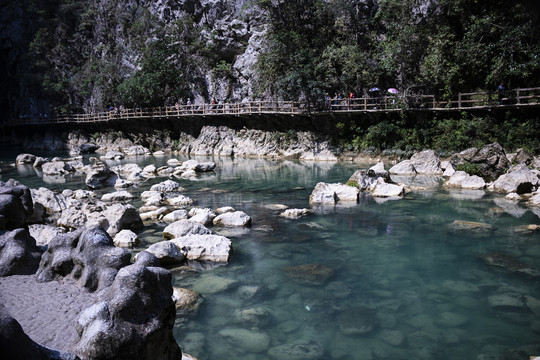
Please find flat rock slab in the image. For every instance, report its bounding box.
[0,274,96,352]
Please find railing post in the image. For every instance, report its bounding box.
[432,95,436,109]
[458,93,462,108]
[259,101,262,113]
[364,97,367,110]
[516,88,521,104]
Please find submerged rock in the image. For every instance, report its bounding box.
[284,264,334,285]
[219,328,270,353]
[448,220,494,234]
[338,305,379,335]
[268,341,324,360]
[481,253,539,278]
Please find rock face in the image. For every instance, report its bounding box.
[0,305,79,360]
[74,264,182,360]
[0,228,43,276]
[450,143,510,181]
[37,226,132,292]
[0,179,33,230]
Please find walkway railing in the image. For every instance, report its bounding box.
[7,87,540,126]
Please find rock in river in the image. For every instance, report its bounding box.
[284,264,334,285]
[481,253,539,277]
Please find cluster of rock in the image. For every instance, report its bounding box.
[0,179,182,359]
[309,144,540,210]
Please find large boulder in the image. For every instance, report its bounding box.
[309,182,359,205]
[0,228,43,276]
[0,179,33,230]
[444,171,486,190]
[85,166,119,190]
[150,180,185,193]
[492,164,539,194]
[36,226,132,292]
[347,162,389,191]
[0,305,79,360]
[171,234,232,262]
[213,211,252,227]
[372,178,404,197]
[102,203,144,236]
[74,264,182,360]
[389,160,416,175]
[163,219,212,240]
[144,241,185,266]
[450,143,510,181]
[123,145,151,156]
[410,150,443,174]
[41,161,74,176]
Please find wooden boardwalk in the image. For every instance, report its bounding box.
[7,87,540,126]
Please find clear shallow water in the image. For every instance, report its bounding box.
[1,150,539,359]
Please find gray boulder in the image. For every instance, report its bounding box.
[389,160,416,175]
[492,164,539,194]
[163,219,212,240]
[134,251,160,267]
[171,234,232,262]
[372,179,405,197]
[0,305,79,360]
[410,150,443,174]
[36,226,132,292]
[0,228,43,276]
[144,241,185,266]
[74,264,182,360]
[450,143,510,181]
[85,166,119,190]
[268,341,324,360]
[309,182,359,205]
[123,145,151,156]
[0,179,33,230]
[444,171,486,190]
[113,229,139,248]
[41,161,74,176]
[150,180,184,193]
[347,162,390,191]
[213,211,252,227]
[102,203,144,236]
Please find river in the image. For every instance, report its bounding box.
[1,150,539,359]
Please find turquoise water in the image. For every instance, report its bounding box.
[1,151,539,359]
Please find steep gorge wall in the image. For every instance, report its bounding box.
[0,0,267,121]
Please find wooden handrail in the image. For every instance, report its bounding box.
[6,87,540,126]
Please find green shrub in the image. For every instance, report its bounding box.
[456,162,482,176]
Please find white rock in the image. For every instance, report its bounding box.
[150,180,184,192]
[189,208,216,225]
[444,171,486,189]
[140,190,165,206]
[279,208,311,219]
[410,149,443,174]
[140,207,169,221]
[101,190,134,202]
[28,224,66,247]
[165,194,194,207]
[167,158,182,166]
[172,234,232,262]
[216,206,235,214]
[309,182,358,204]
[163,219,212,239]
[389,160,417,175]
[372,178,404,197]
[213,211,252,227]
[113,229,139,248]
[162,209,189,223]
[493,167,539,194]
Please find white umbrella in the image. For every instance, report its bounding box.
[387,88,398,94]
